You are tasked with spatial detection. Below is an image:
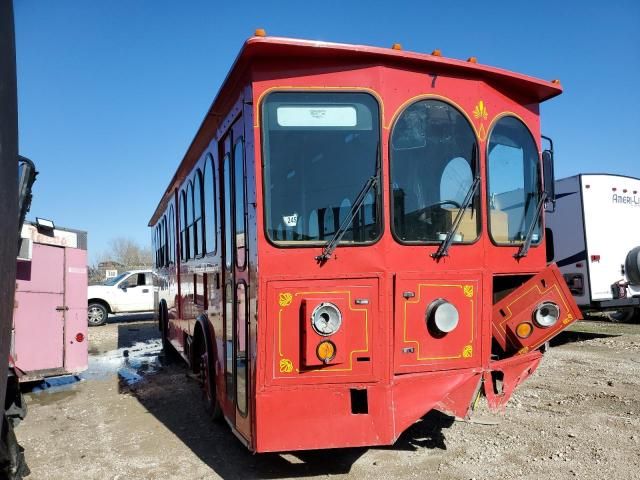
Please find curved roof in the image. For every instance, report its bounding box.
[149,36,562,225]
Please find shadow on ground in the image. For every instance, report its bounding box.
[126,354,455,479]
[550,329,617,347]
[107,312,155,325]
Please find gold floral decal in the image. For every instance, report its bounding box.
[563,313,574,325]
[473,100,488,141]
[462,344,473,358]
[279,292,293,307]
[473,100,488,120]
[518,346,530,355]
[463,285,474,298]
[279,358,294,373]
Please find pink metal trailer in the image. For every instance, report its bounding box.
[12,221,88,382]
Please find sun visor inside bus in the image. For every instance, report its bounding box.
[265,101,373,131]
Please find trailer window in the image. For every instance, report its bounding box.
[390,100,479,243]
[487,116,541,245]
[262,92,381,246]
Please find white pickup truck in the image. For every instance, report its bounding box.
[87,270,155,326]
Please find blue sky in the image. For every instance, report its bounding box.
[14,0,640,262]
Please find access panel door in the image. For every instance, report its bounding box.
[220,115,252,443]
[394,272,482,374]
[14,244,65,374]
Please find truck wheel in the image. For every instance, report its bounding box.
[87,303,108,326]
[0,414,30,480]
[605,308,635,323]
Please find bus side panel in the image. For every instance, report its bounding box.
[63,246,88,374]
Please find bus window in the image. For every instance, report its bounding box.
[234,139,246,269]
[262,92,381,245]
[391,100,479,244]
[223,153,232,271]
[236,282,248,416]
[487,116,541,245]
[186,181,195,259]
[194,170,203,257]
[225,282,233,399]
[203,154,217,255]
[169,204,175,264]
[180,190,188,261]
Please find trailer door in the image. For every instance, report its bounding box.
[14,243,65,374]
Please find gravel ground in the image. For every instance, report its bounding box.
[15,318,640,480]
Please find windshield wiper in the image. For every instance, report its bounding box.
[514,191,547,258]
[316,144,380,265]
[431,176,480,259]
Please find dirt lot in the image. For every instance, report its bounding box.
[15,317,640,480]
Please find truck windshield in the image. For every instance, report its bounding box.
[262,92,381,246]
[103,272,129,286]
[487,116,542,245]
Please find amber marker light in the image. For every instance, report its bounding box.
[431,49,442,56]
[515,322,533,339]
[391,43,402,50]
[254,28,267,37]
[552,79,561,84]
[467,56,478,63]
[316,340,336,364]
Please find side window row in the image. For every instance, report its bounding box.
[155,152,219,268]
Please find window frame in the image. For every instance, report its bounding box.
[186,180,195,260]
[203,153,218,256]
[260,89,384,249]
[168,203,175,265]
[194,169,204,258]
[180,189,188,261]
[234,137,247,270]
[388,98,481,246]
[485,114,543,248]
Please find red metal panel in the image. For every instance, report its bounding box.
[394,272,482,373]
[256,384,392,452]
[492,264,581,354]
[265,278,378,385]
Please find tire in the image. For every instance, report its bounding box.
[625,246,640,285]
[0,414,30,480]
[87,302,108,326]
[605,308,635,323]
[196,330,222,421]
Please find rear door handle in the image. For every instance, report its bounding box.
[55,306,69,311]
[142,289,149,293]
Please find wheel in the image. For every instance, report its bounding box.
[0,414,30,480]
[197,334,222,420]
[87,302,108,326]
[605,308,635,323]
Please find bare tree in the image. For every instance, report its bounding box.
[101,237,152,268]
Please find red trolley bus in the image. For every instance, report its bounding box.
[149,34,581,452]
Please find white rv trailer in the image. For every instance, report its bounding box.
[547,174,640,321]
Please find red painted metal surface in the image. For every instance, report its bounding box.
[492,264,581,354]
[149,36,577,452]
